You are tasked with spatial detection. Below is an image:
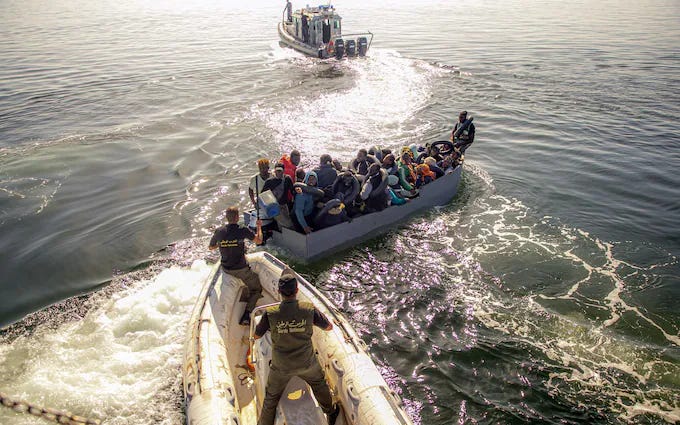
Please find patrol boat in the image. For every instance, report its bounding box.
[278,2,373,59]
[183,252,413,425]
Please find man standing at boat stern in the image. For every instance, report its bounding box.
[253,274,339,425]
[450,110,476,153]
[209,206,263,326]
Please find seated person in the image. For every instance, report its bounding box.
[396,149,417,192]
[381,153,398,177]
[440,149,463,174]
[314,199,350,230]
[295,167,306,182]
[423,157,445,178]
[331,170,360,206]
[313,154,338,189]
[359,164,389,213]
[368,145,384,162]
[262,163,295,228]
[349,148,379,175]
[312,154,338,200]
[416,144,444,164]
[331,158,344,172]
[415,164,436,188]
[293,171,324,234]
[387,175,408,206]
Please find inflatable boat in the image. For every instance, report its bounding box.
[182,252,413,425]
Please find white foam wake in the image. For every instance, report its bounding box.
[0,260,212,425]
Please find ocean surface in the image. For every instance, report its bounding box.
[1,0,679,423]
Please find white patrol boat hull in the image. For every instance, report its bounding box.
[267,164,463,261]
[183,252,413,425]
[278,21,331,59]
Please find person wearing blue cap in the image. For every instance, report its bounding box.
[253,273,339,425]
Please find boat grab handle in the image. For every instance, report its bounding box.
[331,358,345,376]
[346,384,361,404]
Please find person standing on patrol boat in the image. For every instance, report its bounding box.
[209,206,263,326]
[253,273,339,425]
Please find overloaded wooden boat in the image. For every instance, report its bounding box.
[254,163,463,261]
[183,252,413,424]
[278,2,373,59]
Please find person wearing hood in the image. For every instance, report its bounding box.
[368,146,384,162]
[415,164,436,188]
[359,163,389,213]
[423,157,445,178]
[396,150,416,192]
[293,170,324,234]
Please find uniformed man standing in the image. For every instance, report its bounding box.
[450,110,476,153]
[209,206,263,325]
[253,273,339,425]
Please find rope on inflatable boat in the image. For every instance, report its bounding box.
[0,391,103,424]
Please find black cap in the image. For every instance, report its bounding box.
[278,273,298,295]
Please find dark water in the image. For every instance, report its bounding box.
[1,0,678,424]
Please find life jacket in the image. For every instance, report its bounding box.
[280,155,297,183]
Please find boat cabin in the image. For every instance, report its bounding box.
[291,5,342,47]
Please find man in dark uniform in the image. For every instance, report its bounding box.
[254,273,339,425]
[209,206,263,325]
[450,110,476,153]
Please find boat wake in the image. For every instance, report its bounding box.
[253,48,448,164]
[0,241,214,425]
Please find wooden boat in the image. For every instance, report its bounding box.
[255,164,463,261]
[183,252,413,424]
[278,2,373,59]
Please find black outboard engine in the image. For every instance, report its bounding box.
[335,38,345,59]
[357,37,368,56]
[346,39,356,56]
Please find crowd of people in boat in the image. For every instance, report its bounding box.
[248,110,476,235]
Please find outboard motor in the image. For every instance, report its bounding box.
[357,37,368,56]
[346,39,356,56]
[334,38,345,59]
